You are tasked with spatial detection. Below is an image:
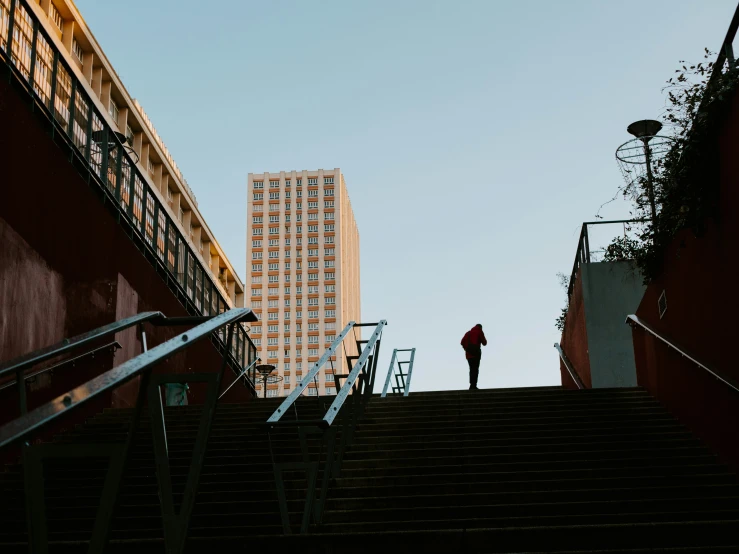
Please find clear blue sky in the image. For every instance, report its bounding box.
[77,0,737,391]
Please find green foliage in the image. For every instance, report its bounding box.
[555,272,569,332]
[604,49,739,283]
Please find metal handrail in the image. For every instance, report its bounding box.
[0,341,121,393]
[219,357,261,400]
[323,321,387,426]
[266,322,355,423]
[0,312,163,380]
[626,314,739,394]
[0,308,255,448]
[381,348,416,397]
[554,343,585,390]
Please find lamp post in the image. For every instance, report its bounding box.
[626,119,663,226]
[256,364,278,399]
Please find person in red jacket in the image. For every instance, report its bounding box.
[461,324,487,390]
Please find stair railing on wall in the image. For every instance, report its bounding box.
[265,320,387,535]
[0,308,257,554]
[554,343,585,390]
[381,348,416,397]
[626,315,739,393]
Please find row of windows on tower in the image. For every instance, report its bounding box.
[253,225,336,236]
[251,273,335,287]
[253,177,334,189]
[255,334,337,345]
[253,188,333,201]
[252,213,334,223]
[250,284,336,294]
[253,310,336,321]
[252,237,335,249]
[252,322,337,334]
[254,201,335,212]
[250,261,335,273]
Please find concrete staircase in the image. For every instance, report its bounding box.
[1,386,737,552]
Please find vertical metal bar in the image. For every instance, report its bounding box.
[163,215,170,270]
[23,443,47,554]
[67,78,76,144]
[583,224,591,263]
[114,141,123,201]
[6,0,16,57]
[100,124,109,185]
[48,50,58,124]
[84,100,93,163]
[182,249,188,294]
[27,19,37,94]
[404,348,416,397]
[381,349,397,397]
[16,369,26,414]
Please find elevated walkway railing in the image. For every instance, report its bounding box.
[0,307,256,554]
[381,348,416,397]
[265,320,387,534]
[553,343,585,390]
[626,314,739,394]
[0,0,256,381]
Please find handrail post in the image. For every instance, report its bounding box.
[404,348,416,397]
[381,349,397,397]
[17,369,27,414]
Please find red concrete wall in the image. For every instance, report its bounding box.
[632,85,739,471]
[560,268,591,389]
[0,69,252,448]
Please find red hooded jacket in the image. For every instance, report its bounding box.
[461,324,487,360]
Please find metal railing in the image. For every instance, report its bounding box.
[553,343,585,390]
[0,307,255,554]
[0,0,256,383]
[567,219,646,299]
[626,314,739,394]
[265,320,387,534]
[381,348,416,397]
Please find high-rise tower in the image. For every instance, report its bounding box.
[246,169,360,397]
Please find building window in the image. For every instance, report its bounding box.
[308,249,318,257]
[296,179,302,186]
[325,213,335,220]
[325,297,335,305]
[253,228,263,236]
[252,276,262,284]
[269,192,280,200]
[324,188,335,196]
[308,225,318,233]
[308,310,318,319]
[268,251,279,259]
[109,99,119,125]
[308,274,318,281]
[254,193,263,200]
[324,177,334,184]
[252,252,262,259]
[325,236,334,244]
[285,180,291,187]
[308,237,318,245]
[308,286,318,294]
[269,227,279,235]
[270,204,279,212]
[308,261,318,269]
[308,335,318,344]
[325,272,335,280]
[270,215,280,223]
[252,325,262,334]
[325,248,335,256]
[269,239,279,246]
[308,201,318,209]
[325,310,336,318]
[251,288,261,296]
[308,178,318,185]
[326,334,336,343]
[308,322,319,330]
[270,180,280,188]
[325,224,335,232]
[253,338,262,346]
[268,300,279,308]
[308,298,319,306]
[50,3,64,31]
[285,375,291,384]
[325,322,336,331]
[72,38,84,62]
[254,181,264,189]
[268,337,278,345]
[308,190,318,197]
[308,213,318,220]
[252,263,262,272]
[308,348,319,356]
[252,240,262,248]
[253,216,263,223]
[268,263,279,271]
[325,285,335,293]
[297,191,303,198]
[267,389,278,398]
[284,310,291,319]
[325,260,335,268]
[325,201,334,208]
[268,313,278,321]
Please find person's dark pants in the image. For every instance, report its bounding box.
[467,357,480,388]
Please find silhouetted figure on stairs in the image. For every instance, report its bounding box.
[461,324,487,390]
